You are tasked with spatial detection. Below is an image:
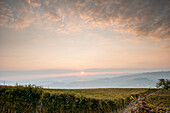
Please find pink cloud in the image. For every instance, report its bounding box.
[0,0,35,29]
[0,0,169,40]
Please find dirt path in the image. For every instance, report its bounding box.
[120,99,139,113]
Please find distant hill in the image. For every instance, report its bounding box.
[65,71,170,88]
[0,71,170,88]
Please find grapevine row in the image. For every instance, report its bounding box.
[0,85,144,113]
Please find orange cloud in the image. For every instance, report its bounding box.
[0,0,169,40]
[0,0,35,29]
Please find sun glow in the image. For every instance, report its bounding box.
[81,71,85,75]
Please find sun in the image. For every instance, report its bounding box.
[81,71,85,75]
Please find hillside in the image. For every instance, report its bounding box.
[0,71,169,88]
[65,71,170,88]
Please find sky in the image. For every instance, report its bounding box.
[0,0,170,80]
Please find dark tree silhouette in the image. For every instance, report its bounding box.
[156,79,170,90]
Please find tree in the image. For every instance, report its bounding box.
[156,79,170,90]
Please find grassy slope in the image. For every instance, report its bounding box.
[148,89,170,110]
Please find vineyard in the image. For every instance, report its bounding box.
[0,85,163,113]
[147,90,170,111]
[44,88,148,100]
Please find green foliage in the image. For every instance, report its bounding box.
[0,85,42,113]
[44,88,147,100]
[0,85,148,113]
[156,79,170,90]
[147,90,170,110]
[41,88,147,113]
[128,89,170,112]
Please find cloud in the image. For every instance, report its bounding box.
[83,0,170,40]
[161,45,170,50]
[0,0,35,29]
[0,0,169,39]
[0,68,168,78]
[27,0,41,7]
[0,69,79,77]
